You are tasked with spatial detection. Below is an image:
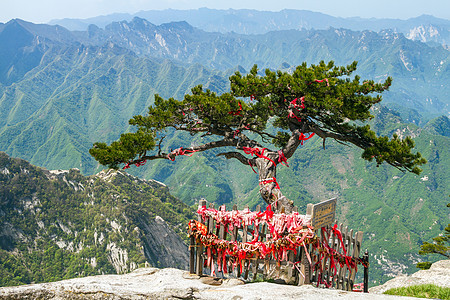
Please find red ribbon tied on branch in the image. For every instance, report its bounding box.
[290,97,305,110]
[298,132,315,145]
[242,147,277,167]
[134,160,147,167]
[288,97,305,122]
[312,78,329,86]
[228,102,243,116]
[122,159,147,169]
[277,150,289,167]
[167,147,199,161]
[259,177,280,190]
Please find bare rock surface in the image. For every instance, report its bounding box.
[369,260,450,294]
[0,267,419,300]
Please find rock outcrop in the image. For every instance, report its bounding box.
[0,267,420,300]
[139,215,189,270]
[369,260,450,294]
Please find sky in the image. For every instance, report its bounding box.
[1,0,449,24]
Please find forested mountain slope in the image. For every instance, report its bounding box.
[0,152,193,287]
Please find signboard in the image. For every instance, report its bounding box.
[308,198,337,229]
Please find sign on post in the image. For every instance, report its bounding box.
[308,197,337,229]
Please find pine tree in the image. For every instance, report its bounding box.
[90,61,426,212]
[417,203,450,270]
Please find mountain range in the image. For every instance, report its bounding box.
[47,8,450,46]
[0,11,449,285]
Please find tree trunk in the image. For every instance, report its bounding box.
[255,150,294,213]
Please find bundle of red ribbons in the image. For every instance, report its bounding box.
[189,204,365,280]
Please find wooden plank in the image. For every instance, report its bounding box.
[349,231,363,291]
[341,226,348,291]
[299,243,311,285]
[319,227,326,286]
[252,258,258,281]
[243,205,249,243]
[263,259,270,279]
[327,224,337,287]
[243,260,250,280]
[345,228,353,291]
[260,223,266,242]
[208,203,214,234]
[336,223,344,289]
[189,234,196,274]
[219,205,226,240]
[195,199,206,276]
[288,250,294,279]
[299,203,313,285]
[232,204,238,242]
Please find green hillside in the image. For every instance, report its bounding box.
[0,152,194,287]
[0,44,228,174]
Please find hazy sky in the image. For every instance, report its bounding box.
[1,0,449,24]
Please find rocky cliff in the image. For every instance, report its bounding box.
[0,152,193,286]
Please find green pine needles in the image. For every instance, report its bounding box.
[90,61,426,210]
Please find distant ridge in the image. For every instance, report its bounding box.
[48,8,450,45]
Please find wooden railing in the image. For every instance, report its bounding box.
[188,199,369,292]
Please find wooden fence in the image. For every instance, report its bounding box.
[188,199,369,292]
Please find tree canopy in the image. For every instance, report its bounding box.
[90,61,426,212]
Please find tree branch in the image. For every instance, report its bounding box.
[130,138,240,164]
[217,151,253,166]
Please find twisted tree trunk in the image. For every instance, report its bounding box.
[254,150,295,213]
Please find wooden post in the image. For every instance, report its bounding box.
[349,231,363,291]
[230,204,238,274]
[218,205,226,277]
[189,234,196,274]
[344,228,353,291]
[231,205,238,242]
[287,250,294,280]
[298,203,314,285]
[196,199,206,276]
[327,224,337,287]
[207,203,215,273]
[363,250,369,293]
[336,223,345,289]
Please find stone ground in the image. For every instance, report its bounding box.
[0,260,448,299]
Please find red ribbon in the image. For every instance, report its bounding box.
[290,97,305,109]
[289,111,302,123]
[122,159,146,169]
[277,150,289,167]
[311,78,329,86]
[135,160,147,167]
[242,147,277,167]
[228,102,243,116]
[299,132,315,145]
[259,177,280,190]
[168,147,199,161]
